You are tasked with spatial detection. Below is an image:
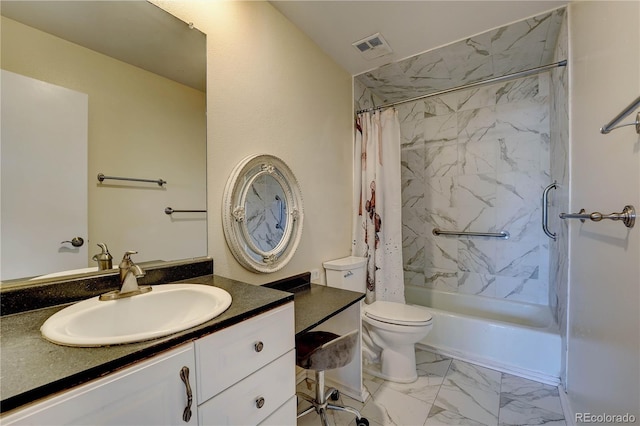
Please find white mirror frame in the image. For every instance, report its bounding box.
[222,154,304,273]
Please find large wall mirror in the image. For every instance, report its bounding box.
[0,1,207,284]
[222,154,304,273]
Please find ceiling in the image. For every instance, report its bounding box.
[270,1,568,76]
[1,1,568,90]
[0,1,206,91]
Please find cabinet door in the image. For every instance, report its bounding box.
[3,344,197,426]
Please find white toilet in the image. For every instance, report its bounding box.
[323,256,433,383]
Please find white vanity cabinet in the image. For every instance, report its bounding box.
[2,302,296,426]
[196,302,296,425]
[2,344,197,425]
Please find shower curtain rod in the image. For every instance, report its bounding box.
[356,60,567,115]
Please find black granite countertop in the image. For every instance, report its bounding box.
[291,284,365,336]
[0,274,293,414]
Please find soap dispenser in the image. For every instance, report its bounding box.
[92,243,113,270]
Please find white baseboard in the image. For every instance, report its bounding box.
[558,384,576,426]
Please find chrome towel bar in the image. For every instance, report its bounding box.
[560,205,635,229]
[98,173,166,186]
[600,95,640,134]
[432,229,510,239]
[165,207,207,215]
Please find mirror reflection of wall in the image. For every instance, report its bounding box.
[0,2,207,282]
[245,174,287,253]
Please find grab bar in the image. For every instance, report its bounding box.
[432,229,510,239]
[275,195,284,230]
[165,207,207,215]
[98,173,166,187]
[600,95,640,134]
[542,182,557,240]
[560,205,635,229]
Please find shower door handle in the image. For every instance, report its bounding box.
[542,182,557,240]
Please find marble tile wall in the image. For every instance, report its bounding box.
[548,11,569,382]
[353,8,569,307]
[354,78,382,112]
[398,74,551,305]
[354,9,566,105]
[245,174,286,252]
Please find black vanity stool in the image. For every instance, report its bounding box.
[295,329,369,426]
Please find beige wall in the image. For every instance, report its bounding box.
[567,1,639,418]
[154,1,353,284]
[1,16,207,269]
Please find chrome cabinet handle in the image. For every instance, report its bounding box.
[254,341,264,352]
[61,237,84,247]
[542,182,557,240]
[179,366,193,422]
[256,397,265,409]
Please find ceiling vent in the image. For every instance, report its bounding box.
[352,33,393,60]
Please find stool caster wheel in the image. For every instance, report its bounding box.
[356,417,369,426]
[330,390,340,401]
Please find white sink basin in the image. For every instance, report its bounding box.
[41,284,232,347]
[30,267,113,280]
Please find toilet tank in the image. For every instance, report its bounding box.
[323,256,367,292]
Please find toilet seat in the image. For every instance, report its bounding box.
[364,301,432,326]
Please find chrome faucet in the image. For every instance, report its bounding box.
[99,251,151,301]
[118,251,145,293]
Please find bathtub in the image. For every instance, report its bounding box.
[405,285,561,385]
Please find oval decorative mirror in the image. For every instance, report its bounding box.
[222,154,304,273]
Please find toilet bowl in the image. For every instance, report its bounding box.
[362,301,433,383]
[323,257,434,383]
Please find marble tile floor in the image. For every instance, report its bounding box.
[296,348,566,426]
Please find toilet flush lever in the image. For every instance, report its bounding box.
[344,271,353,278]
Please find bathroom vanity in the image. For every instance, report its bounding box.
[2,303,295,425]
[1,258,367,424]
[0,267,296,425]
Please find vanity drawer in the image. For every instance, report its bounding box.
[195,302,294,402]
[259,395,296,426]
[198,350,295,426]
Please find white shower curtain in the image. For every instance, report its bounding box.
[352,109,405,304]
